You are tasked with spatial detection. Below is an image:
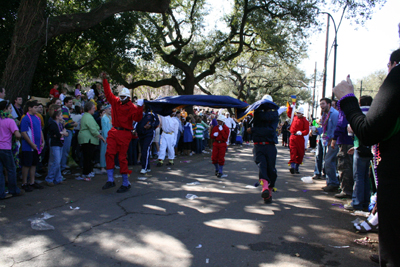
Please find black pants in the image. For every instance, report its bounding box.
[253,144,277,187]
[139,135,153,170]
[309,135,317,148]
[81,143,96,175]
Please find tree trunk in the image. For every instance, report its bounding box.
[2,0,170,102]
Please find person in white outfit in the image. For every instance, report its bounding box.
[157,112,179,167]
[224,113,236,145]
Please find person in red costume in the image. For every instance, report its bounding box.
[287,106,309,174]
[211,115,230,178]
[101,73,144,193]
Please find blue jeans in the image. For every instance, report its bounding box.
[352,149,371,209]
[314,139,326,176]
[325,143,339,186]
[195,138,202,154]
[46,146,63,184]
[0,149,20,198]
[61,130,73,170]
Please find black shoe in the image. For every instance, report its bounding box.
[334,192,352,199]
[217,173,222,178]
[323,185,339,192]
[264,196,272,204]
[102,181,116,190]
[30,182,44,189]
[156,162,163,167]
[289,167,295,174]
[295,170,300,174]
[312,175,321,180]
[116,184,131,193]
[261,188,270,199]
[215,170,219,176]
[21,184,33,192]
[166,162,174,166]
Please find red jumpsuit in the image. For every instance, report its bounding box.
[103,79,143,174]
[211,124,229,166]
[288,115,309,165]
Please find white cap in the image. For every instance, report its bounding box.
[217,115,225,122]
[262,94,273,102]
[297,107,304,114]
[119,88,130,97]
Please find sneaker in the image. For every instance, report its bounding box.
[344,203,354,211]
[12,189,25,197]
[220,174,228,178]
[83,177,91,182]
[156,162,163,167]
[215,170,219,176]
[2,193,13,200]
[21,184,33,192]
[30,182,44,189]
[264,195,272,204]
[322,185,339,192]
[93,169,102,175]
[62,170,71,175]
[45,181,55,187]
[334,192,352,199]
[102,181,116,190]
[312,175,321,180]
[289,167,295,174]
[146,169,151,173]
[166,162,174,166]
[116,184,131,193]
[87,172,95,178]
[75,176,85,181]
[140,169,147,174]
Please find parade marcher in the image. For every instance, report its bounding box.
[211,115,229,178]
[101,74,144,193]
[287,107,309,174]
[224,113,236,145]
[157,113,179,167]
[137,103,159,174]
[281,121,289,146]
[246,94,279,203]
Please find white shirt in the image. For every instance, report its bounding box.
[224,117,236,129]
[160,116,176,133]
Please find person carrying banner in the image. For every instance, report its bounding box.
[246,94,279,203]
[211,115,230,178]
[287,106,309,174]
[101,74,144,193]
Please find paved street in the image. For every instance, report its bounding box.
[0,142,378,267]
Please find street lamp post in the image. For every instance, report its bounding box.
[320,12,338,100]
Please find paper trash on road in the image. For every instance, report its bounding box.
[28,212,55,230]
[70,206,80,210]
[185,194,198,200]
[196,244,202,248]
[301,177,314,183]
[138,177,147,180]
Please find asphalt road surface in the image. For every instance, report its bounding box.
[0,141,379,266]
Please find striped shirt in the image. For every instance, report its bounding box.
[195,123,205,139]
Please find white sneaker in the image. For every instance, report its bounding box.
[88,172,95,178]
[220,174,228,178]
[146,169,151,173]
[94,163,100,168]
[93,169,102,175]
[140,169,147,174]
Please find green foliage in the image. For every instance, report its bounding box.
[353,69,387,99]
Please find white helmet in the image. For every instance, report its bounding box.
[297,107,304,114]
[217,115,226,122]
[119,87,130,97]
[262,94,273,102]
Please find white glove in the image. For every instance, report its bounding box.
[137,99,144,106]
[213,132,219,137]
[296,131,302,136]
[218,125,223,131]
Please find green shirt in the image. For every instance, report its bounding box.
[195,123,205,139]
[78,112,100,145]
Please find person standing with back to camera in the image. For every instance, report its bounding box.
[333,48,400,266]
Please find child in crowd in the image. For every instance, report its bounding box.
[183,117,194,156]
[195,117,205,154]
[59,88,67,102]
[211,115,229,178]
[20,100,44,192]
[45,110,68,186]
[0,100,24,199]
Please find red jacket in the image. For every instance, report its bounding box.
[211,124,229,143]
[103,79,143,130]
[290,116,309,136]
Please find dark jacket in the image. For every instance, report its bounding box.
[333,110,353,145]
[47,118,64,147]
[251,108,279,144]
[136,111,160,138]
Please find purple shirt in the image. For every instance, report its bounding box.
[211,118,218,127]
[333,110,353,145]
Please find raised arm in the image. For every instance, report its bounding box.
[102,77,118,106]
